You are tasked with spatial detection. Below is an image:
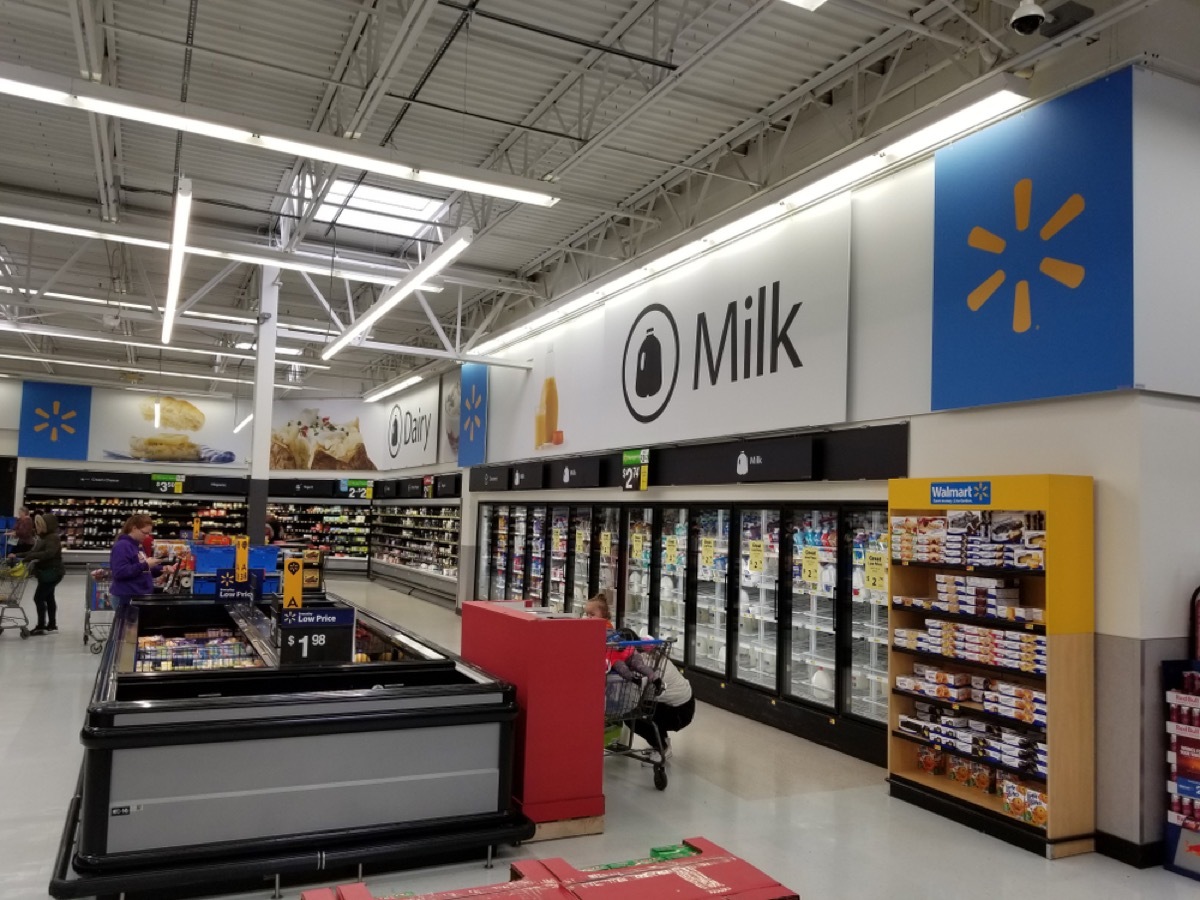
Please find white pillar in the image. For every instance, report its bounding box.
[247,265,280,544]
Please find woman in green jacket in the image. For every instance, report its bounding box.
[20,513,63,635]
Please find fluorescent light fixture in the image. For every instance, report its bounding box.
[0,215,445,290]
[313,180,444,239]
[777,0,829,10]
[0,321,329,368]
[0,63,560,208]
[153,401,161,429]
[0,215,168,249]
[321,226,473,360]
[232,413,253,434]
[234,341,303,356]
[126,386,230,400]
[162,178,192,344]
[470,76,1026,358]
[0,352,295,388]
[364,374,422,403]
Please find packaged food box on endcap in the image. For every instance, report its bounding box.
[917,744,946,775]
[968,762,995,792]
[946,754,973,786]
[1001,780,1027,818]
[1024,788,1050,827]
[1023,530,1047,549]
[933,684,972,701]
[947,509,984,535]
[924,669,971,687]
[896,675,920,692]
[1007,548,1045,570]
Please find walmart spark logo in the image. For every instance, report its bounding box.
[32,400,78,442]
[462,383,483,443]
[965,178,1086,333]
[930,480,992,506]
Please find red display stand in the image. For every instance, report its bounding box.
[300,838,800,899]
[460,602,606,828]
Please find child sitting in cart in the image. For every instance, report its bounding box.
[583,595,662,716]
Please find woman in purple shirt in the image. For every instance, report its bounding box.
[109,514,175,609]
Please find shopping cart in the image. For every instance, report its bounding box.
[603,637,673,790]
[0,560,31,639]
[84,569,115,654]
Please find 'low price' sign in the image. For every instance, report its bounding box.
[278,607,355,665]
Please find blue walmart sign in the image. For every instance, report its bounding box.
[932,69,1134,410]
[458,363,489,468]
[930,481,991,506]
[19,381,92,460]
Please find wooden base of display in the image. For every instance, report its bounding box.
[889,775,1093,859]
[528,816,605,842]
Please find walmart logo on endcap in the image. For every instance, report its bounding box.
[930,481,992,506]
[966,179,1086,333]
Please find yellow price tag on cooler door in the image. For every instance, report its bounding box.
[234,535,250,582]
[748,540,764,573]
[600,532,612,558]
[700,537,715,567]
[631,532,644,560]
[801,546,820,585]
[665,536,677,561]
[864,550,888,591]
[576,528,587,555]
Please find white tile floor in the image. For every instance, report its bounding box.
[1,574,1194,899]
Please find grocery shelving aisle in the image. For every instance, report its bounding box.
[0,575,1192,899]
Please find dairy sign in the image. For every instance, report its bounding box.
[604,197,851,445]
[385,379,441,468]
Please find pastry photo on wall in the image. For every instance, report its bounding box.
[103,395,237,464]
[271,410,376,471]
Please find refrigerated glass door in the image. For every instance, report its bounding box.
[507,507,529,601]
[475,504,494,600]
[622,508,652,635]
[735,508,780,690]
[787,509,838,709]
[658,508,687,660]
[596,507,620,609]
[569,508,593,611]
[490,506,510,601]
[847,509,889,723]
[693,508,729,675]
[548,507,569,612]
[528,507,547,606]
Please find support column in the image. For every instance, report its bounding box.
[247,266,279,545]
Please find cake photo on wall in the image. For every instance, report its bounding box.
[104,396,237,464]
[270,410,376,470]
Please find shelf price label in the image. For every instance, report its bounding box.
[864,551,888,592]
[216,567,262,603]
[748,540,765,573]
[600,531,612,558]
[152,473,185,494]
[665,536,677,561]
[278,607,354,665]
[631,532,644,560]
[621,448,650,492]
[700,537,715,567]
[339,478,373,500]
[801,547,820,585]
[575,528,587,555]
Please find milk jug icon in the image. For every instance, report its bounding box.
[563,468,570,484]
[635,327,662,398]
[736,451,749,476]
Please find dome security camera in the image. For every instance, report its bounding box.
[1010,0,1047,35]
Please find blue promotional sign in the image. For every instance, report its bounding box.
[216,568,262,602]
[19,381,92,460]
[929,481,992,506]
[458,362,489,467]
[280,607,356,628]
[932,69,1134,411]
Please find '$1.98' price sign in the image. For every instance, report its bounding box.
[278,607,355,665]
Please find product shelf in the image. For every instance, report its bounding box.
[891,645,1046,682]
[892,730,1046,784]
[892,559,1045,578]
[891,688,1047,738]
[891,603,1047,635]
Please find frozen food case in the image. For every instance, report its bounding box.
[51,594,532,898]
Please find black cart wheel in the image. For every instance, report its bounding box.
[19,627,30,639]
[653,766,667,790]
[90,641,102,655]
